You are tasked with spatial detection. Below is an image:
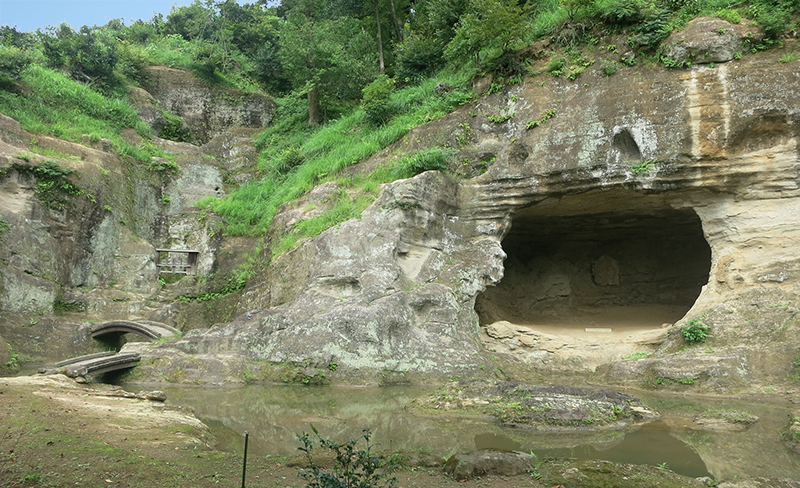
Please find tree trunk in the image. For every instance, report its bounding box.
[389,0,403,43]
[374,0,385,74]
[307,88,321,126]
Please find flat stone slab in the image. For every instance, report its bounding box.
[585,328,613,333]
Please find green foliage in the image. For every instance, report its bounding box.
[444,0,526,70]
[40,24,120,91]
[14,160,82,210]
[158,113,191,143]
[631,158,658,174]
[53,298,86,314]
[0,45,36,81]
[149,158,180,176]
[4,343,19,372]
[779,51,797,63]
[297,427,398,488]
[214,72,473,236]
[681,317,710,343]
[602,59,617,75]
[597,0,646,26]
[393,147,455,179]
[0,218,10,236]
[715,8,741,24]
[526,108,556,130]
[362,75,396,125]
[561,0,594,20]
[0,65,158,163]
[625,352,649,359]
[546,56,566,75]
[487,112,515,123]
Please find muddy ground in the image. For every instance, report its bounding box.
[0,374,721,488]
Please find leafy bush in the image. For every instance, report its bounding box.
[0,45,35,81]
[362,75,396,126]
[393,33,445,84]
[715,8,742,24]
[40,24,120,91]
[681,317,710,343]
[297,427,397,488]
[597,0,645,26]
[272,146,305,175]
[158,113,191,143]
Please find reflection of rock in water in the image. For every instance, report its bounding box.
[473,423,708,479]
[532,422,708,479]
[474,432,521,452]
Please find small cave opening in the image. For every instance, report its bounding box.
[476,202,711,336]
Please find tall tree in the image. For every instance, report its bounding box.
[278,0,378,125]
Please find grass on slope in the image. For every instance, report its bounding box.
[0,64,162,163]
[207,70,474,239]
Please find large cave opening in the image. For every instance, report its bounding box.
[476,198,712,336]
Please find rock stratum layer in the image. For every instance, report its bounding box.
[129,46,800,387]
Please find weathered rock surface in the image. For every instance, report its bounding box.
[138,66,275,144]
[419,380,658,431]
[662,17,763,65]
[0,75,260,363]
[444,450,536,479]
[134,45,800,385]
[783,410,800,454]
[539,459,706,488]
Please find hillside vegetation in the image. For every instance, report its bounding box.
[0,0,796,239]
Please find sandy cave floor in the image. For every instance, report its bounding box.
[481,304,685,369]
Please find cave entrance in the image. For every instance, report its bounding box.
[476,196,711,337]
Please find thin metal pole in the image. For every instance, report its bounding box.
[241,430,249,488]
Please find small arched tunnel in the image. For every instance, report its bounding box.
[476,200,712,336]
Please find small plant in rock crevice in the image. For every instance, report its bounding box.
[681,317,710,343]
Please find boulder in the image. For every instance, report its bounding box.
[661,17,763,64]
[444,450,536,479]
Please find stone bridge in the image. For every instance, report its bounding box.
[89,320,181,341]
[46,351,141,378]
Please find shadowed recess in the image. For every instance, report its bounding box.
[476,198,711,332]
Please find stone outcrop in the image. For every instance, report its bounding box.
[138,66,276,144]
[136,44,800,386]
[444,450,537,479]
[662,17,764,65]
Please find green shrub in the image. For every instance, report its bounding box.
[0,45,34,81]
[602,59,617,75]
[715,8,742,24]
[681,317,710,343]
[362,75,396,126]
[546,56,566,74]
[158,113,191,143]
[297,427,397,488]
[149,158,180,176]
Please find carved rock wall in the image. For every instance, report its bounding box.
[161,49,800,379]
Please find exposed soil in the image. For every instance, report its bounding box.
[0,375,709,488]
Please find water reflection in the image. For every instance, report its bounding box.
[161,384,798,480]
[475,423,707,478]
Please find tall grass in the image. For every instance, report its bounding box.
[212,69,475,237]
[0,65,161,162]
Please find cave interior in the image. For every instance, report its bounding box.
[476,196,712,334]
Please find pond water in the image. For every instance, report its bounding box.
[161,384,800,480]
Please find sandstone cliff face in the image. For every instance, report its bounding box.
[0,68,272,363]
[148,41,800,387]
[138,66,276,145]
